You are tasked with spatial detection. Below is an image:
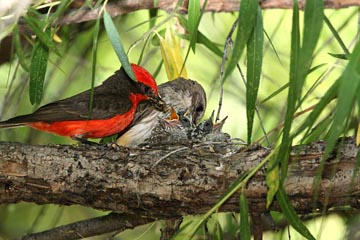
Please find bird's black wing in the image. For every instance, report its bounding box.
[1,69,136,124]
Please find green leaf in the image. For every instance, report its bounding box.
[317,40,360,194]
[148,9,158,29]
[29,36,49,105]
[177,15,222,57]
[239,193,251,240]
[324,15,350,56]
[23,8,59,56]
[277,0,300,183]
[260,82,288,105]
[266,155,279,208]
[328,52,348,60]
[188,0,200,52]
[302,115,333,144]
[224,0,258,81]
[173,172,248,239]
[88,15,101,119]
[103,11,136,82]
[213,219,223,240]
[293,80,338,139]
[278,0,323,183]
[301,0,324,77]
[277,186,316,240]
[246,6,263,144]
[46,0,72,26]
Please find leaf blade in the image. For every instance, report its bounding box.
[223,0,258,81]
[103,11,136,81]
[29,36,49,105]
[246,6,263,144]
[188,0,200,52]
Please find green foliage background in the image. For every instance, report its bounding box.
[0,1,359,239]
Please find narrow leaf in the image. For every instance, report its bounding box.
[328,52,348,60]
[188,0,200,52]
[240,193,251,240]
[224,0,258,80]
[246,6,263,144]
[103,11,136,81]
[277,0,300,183]
[173,172,248,239]
[88,16,101,119]
[277,186,315,240]
[159,27,187,80]
[148,9,158,29]
[266,155,279,208]
[324,15,350,56]
[213,220,223,240]
[29,37,49,105]
[23,8,59,55]
[293,80,338,139]
[177,15,222,57]
[317,40,360,196]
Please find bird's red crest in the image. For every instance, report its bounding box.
[131,64,158,95]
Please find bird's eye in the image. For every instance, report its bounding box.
[143,85,152,95]
[196,105,204,113]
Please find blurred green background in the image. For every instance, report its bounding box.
[0,5,358,239]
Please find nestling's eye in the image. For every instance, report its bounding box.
[196,105,204,113]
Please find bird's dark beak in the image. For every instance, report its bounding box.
[150,95,168,112]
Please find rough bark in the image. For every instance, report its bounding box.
[0,137,359,218]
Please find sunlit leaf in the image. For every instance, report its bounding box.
[177,15,222,57]
[246,6,263,144]
[277,186,316,240]
[159,26,187,80]
[328,52,348,60]
[173,172,248,239]
[224,0,257,81]
[188,0,200,52]
[266,155,279,208]
[29,35,49,105]
[213,219,223,240]
[319,40,360,189]
[239,193,251,240]
[277,0,300,183]
[278,0,323,182]
[293,80,338,139]
[324,15,350,56]
[103,11,136,81]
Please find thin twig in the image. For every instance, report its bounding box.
[216,18,238,122]
[18,212,155,240]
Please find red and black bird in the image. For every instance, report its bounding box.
[0,64,166,140]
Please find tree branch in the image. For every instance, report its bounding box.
[19,212,155,240]
[1,137,359,217]
[57,0,360,25]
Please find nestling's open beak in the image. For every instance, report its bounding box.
[150,95,169,112]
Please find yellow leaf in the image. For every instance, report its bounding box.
[52,33,62,43]
[159,26,187,80]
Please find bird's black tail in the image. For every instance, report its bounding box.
[0,118,27,128]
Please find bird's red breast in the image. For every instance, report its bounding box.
[29,92,147,138]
